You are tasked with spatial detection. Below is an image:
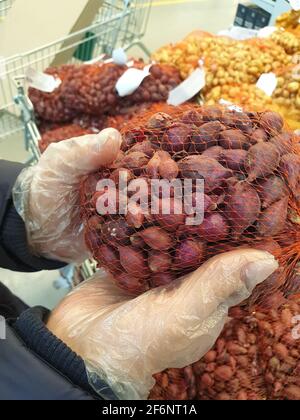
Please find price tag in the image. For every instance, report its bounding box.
[290,0,300,11]
[0,57,6,80]
[168,64,206,106]
[112,48,128,66]
[256,72,277,97]
[219,99,243,113]
[218,26,258,40]
[116,64,152,97]
[26,68,61,93]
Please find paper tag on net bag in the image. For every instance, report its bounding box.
[256,72,278,97]
[25,67,61,93]
[112,48,128,66]
[0,57,6,80]
[115,64,152,97]
[219,99,243,113]
[167,63,206,106]
[290,0,300,11]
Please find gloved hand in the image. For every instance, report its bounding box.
[47,249,278,400]
[13,129,122,263]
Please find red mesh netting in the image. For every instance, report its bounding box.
[29,62,181,123]
[80,104,300,296]
[79,104,300,400]
[39,124,94,153]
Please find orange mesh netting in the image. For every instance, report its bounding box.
[204,83,274,111]
[152,33,291,82]
[28,65,78,123]
[80,104,300,296]
[276,9,300,32]
[38,103,172,153]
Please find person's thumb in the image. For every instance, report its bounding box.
[179,249,279,320]
[133,249,278,375]
[39,128,122,181]
[78,249,278,400]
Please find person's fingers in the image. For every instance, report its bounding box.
[47,271,131,349]
[23,128,122,262]
[39,128,122,182]
[154,250,279,371]
[89,249,278,385]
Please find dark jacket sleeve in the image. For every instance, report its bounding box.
[0,162,116,400]
[0,326,96,400]
[0,160,65,272]
[0,288,116,400]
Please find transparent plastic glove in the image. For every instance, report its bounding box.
[47,249,278,400]
[13,129,122,263]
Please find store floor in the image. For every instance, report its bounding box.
[0,0,239,309]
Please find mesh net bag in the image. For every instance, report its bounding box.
[276,9,300,32]
[38,103,171,153]
[80,104,300,399]
[29,62,181,123]
[273,66,300,131]
[152,34,291,83]
[80,104,300,296]
[270,28,300,56]
[149,290,300,400]
[39,124,94,153]
[72,104,169,131]
[28,65,78,122]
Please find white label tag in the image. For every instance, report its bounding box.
[257,26,277,38]
[168,66,206,106]
[290,0,300,11]
[116,64,152,97]
[126,60,135,68]
[112,48,128,66]
[0,57,6,80]
[219,99,243,113]
[218,26,258,40]
[256,72,277,97]
[26,68,61,93]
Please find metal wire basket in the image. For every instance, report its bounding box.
[1,0,152,289]
[0,0,152,146]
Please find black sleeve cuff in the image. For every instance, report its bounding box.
[0,160,25,226]
[14,307,117,400]
[0,160,65,272]
[1,205,66,272]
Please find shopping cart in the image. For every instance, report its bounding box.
[0,0,152,147]
[252,1,291,25]
[1,0,152,288]
[0,0,14,18]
